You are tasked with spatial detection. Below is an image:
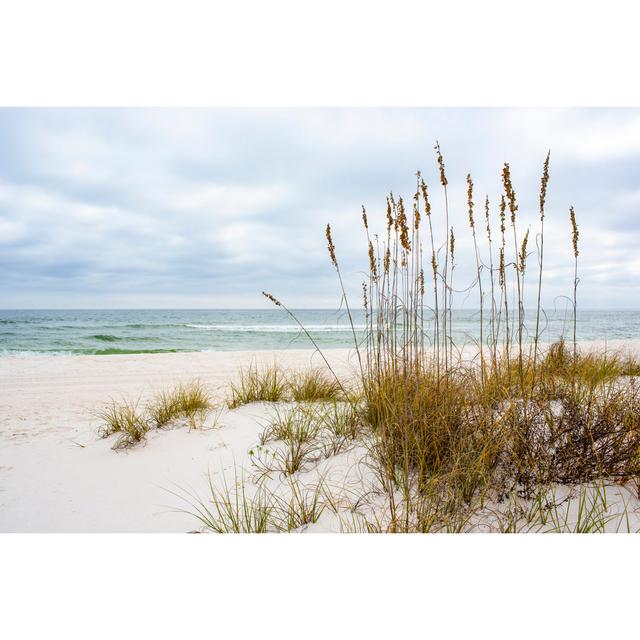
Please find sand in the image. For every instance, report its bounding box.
[0,349,356,532]
[2,342,640,533]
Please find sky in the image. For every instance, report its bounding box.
[0,107,639,309]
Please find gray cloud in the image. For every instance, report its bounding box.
[0,108,639,309]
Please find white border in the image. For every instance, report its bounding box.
[0,0,639,106]
[2,1,639,637]
[2,534,639,639]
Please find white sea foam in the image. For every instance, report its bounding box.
[184,323,367,333]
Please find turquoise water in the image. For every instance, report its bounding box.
[0,309,639,356]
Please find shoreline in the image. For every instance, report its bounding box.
[2,336,640,360]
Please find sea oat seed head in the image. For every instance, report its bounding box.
[467,173,475,229]
[502,163,518,224]
[539,151,550,221]
[484,196,491,240]
[569,206,579,257]
[386,197,393,231]
[262,291,282,307]
[368,241,378,278]
[326,223,338,267]
[435,141,448,187]
[519,229,530,274]
[398,197,411,253]
[420,178,432,218]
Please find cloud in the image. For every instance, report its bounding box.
[0,108,639,308]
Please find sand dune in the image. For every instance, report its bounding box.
[0,349,354,532]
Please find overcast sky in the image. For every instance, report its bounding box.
[0,108,639,309]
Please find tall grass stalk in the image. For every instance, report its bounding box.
[533,152,550,373]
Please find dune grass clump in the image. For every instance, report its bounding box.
[252,434,320,478]
[147,389,180,428]
[258,405,320,445]
[148,381,213,429]
[260,146,640,532]
[171,470,327,533]
[252,406,322,476]
[289,368,343,402]
[96,380,216,449]
[227,365,346,407]
[317,401,360,439]
[494,481,634,533]
[179,470,274,533]
[271,478,327,531]
[96,399,150,449]
[539,338,640,386]
[254,402,362,476]
[227,364,287,408]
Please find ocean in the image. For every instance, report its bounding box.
[1,308,639,357]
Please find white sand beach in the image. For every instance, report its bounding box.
[3,342,640,533]
[0,349,357,532]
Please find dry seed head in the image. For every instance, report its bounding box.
[368,241,378,278]
[449,228,455,261]
[431,251,437,277]
[519,229,530,274]
[539,151,550,221]
[435,141,448,187]
[413,201,421,230]
[361,206,368,230]
[326,223,337,267]
[484,196,491,240]
[262,291,282,307]
[466,173,475,229]
[569,206,579,257]
[386,197,393,231]
[499,195,506,236]
[384,246,391,273]
[498,248,505,286]
[362,282,368,311]
[419,268,424,295]
[398,197,411,252]
[420,178,432,217]
[501,163,518,224]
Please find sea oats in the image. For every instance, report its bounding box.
[539,151,550,220]
[435,140,448,187]
[502,163,518,224]
[326,223,337,267]
[519,229,529,274]
[570,206,579,257]
[262,291,282,307]
[467,174,475,229]
[420,177,432,218]
[368,241,377,278]
[484,196,491,240]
